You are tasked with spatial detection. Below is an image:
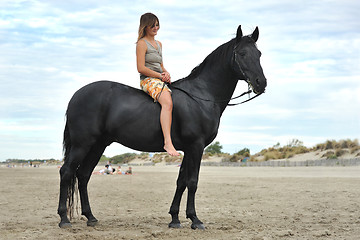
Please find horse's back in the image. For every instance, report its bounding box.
[65,81,164,150]
[67,80,148,113]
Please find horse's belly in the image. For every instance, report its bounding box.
[108,114,165,152]
[114,136,165,153]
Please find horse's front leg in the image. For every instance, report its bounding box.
[184,143,205,230]
[186,173,204,230]
[185,148,205,230]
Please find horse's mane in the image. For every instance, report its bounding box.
[180,38,237,81]
[174,33,257,84]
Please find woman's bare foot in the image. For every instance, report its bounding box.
[164,144,180,156]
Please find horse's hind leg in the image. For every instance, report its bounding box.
[184,143,205,230]
[58,146,91,228]
[169,171,186,228]
[76,142,107,226]
[169,161,187,228]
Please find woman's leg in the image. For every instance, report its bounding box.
[157,91,179,156]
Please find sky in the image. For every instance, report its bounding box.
[0,0,359,161]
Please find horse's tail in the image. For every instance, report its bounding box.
[63,116,78,220]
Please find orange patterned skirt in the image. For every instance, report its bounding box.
[140,77,171,102]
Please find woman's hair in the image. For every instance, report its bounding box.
[137,13,160,42]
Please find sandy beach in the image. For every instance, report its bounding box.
[1,165,360,239]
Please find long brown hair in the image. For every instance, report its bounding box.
[137,13,160,42]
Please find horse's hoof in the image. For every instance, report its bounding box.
[87,218,98,227]
[59,222,72,228]
[168,222,182,228]
[191,223,205,230]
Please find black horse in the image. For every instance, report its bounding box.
[58,25,267,229]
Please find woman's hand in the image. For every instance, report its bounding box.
[161,71,171,83]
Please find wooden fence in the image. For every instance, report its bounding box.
[200,158,360,167]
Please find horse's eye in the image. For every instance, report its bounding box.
[238,51,246,57]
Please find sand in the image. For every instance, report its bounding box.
[1,165,360,239]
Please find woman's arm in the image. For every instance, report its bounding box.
[158,41,171,83]
[160,63,171,83]
[136,40,163,79]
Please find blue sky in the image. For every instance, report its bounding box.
[0,0,359,161]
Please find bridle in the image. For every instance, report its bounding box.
[228,49,263,106]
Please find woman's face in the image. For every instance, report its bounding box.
[145,21,159,37]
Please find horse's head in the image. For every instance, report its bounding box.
[232,25,267,94]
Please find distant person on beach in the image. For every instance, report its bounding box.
[125,167,132,175]
[93,164,112,175]
[116,166,124,175]
[107,164,113,174]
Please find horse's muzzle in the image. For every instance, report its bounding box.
[248,77,266,95]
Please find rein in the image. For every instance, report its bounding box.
[169,83,261,106]
[228,91,262,106]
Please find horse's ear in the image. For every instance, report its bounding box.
[251,26,259,42]
[236,25,243,42]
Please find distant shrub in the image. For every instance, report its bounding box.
[350,146,360,154]
[325,140,335,150]
[258,141,309,161]
[335,149,347,157]
[286,139,304,148]
[152,153,164,163]
[220,153,232,162]
[264,150,283,161]
[222,148,251,162]
[236,148,250,156]
[294,146,309,154]
[340,140,349,149]
[205,141,223,154]
[164,154,182,163]
[228,154,241,162]
[110,153,137,164]
[100,155,110,163]
[139,152,149,159]
[315,139,359,151]
[202,153,211,160]
[348,139,359,148]
[322,151,337,159]
[315,143,325,151]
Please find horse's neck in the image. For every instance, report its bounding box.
[178,58,238,109]
[202,64,237,99]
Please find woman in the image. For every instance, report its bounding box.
[136,13,179,156]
